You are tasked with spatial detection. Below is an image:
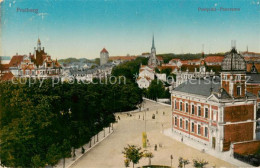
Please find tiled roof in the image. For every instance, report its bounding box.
[205,56,225,63]
[9,55,24,67]
[159,64,179,71]
[241,51,260,56]
[247,63,260,73]
[2,64,9,70]
[1,72,14,81]
[174,78,220,97]
[100,48,108,53]
[157,56,163,61]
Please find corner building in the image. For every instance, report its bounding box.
[171,47,257,152]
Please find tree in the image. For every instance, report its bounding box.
[144,151,154,165]
[122,145,144,168]
[178,157,190,168]
[193,159,208,168]
[124,159,130,167]
[147,80,169,100]
[0,79,142,167]
[161,68,172,77]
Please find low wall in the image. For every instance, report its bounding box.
[233,140,260,155]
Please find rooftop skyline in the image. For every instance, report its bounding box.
[1,0,260,59]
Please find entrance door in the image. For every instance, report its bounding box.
[212,137,216,149]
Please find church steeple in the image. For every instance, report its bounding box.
[37,38,41,52]
[151,35,156,54]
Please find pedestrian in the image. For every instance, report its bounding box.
[154,144,157,151]
[81,147,85,154]
[181,136,183,142]
[139,115,140,119]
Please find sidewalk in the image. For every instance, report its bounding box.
[54,126,115,168]
[164,128,252,167]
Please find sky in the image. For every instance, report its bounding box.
[0,0,260,59]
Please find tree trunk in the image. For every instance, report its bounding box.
[149,158,151,165]
[132,162,134,168]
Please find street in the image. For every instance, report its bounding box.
[71,100,234,168]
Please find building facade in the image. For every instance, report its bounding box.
[6,39,62,79]
[171,47,258,152]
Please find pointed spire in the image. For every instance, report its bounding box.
[152,34,155,49]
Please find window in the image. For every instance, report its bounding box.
[223,75,227,80]
[205,127,208,137]
[175,100,177,109]
[191,123,194,132]
[213,111,217,121]
[180,102,183,111]
[175,117,177,126]
[237,86,241,96]
[185,120,188,130]
[198,125,201,135]
[185,103,189,112]
[180,118,183,128]
[236,75,241,80]
[191,104,195,114]
[205,107,208,118]
[258,91,260,98]
[198,106,201,116]
[258,102,260,109]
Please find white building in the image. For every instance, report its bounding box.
[174,60,215,88]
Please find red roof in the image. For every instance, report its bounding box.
[1,72,14,81]
[100,48,108,53]
[9,55,24,67]
[205,56,225,63]
[2,64,9,70]
[159,64,179,71]
[241,51,260,56]
[157,56,163,61]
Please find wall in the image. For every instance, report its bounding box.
[224,122,254,143]
[233,140,260,155]
[224,104,254,122]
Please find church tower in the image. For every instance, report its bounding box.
[35,38,47,67]
[148,35,160,68]
[221,43,247,98]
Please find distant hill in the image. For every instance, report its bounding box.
[58,58,93,64]
[157,53,226,63]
